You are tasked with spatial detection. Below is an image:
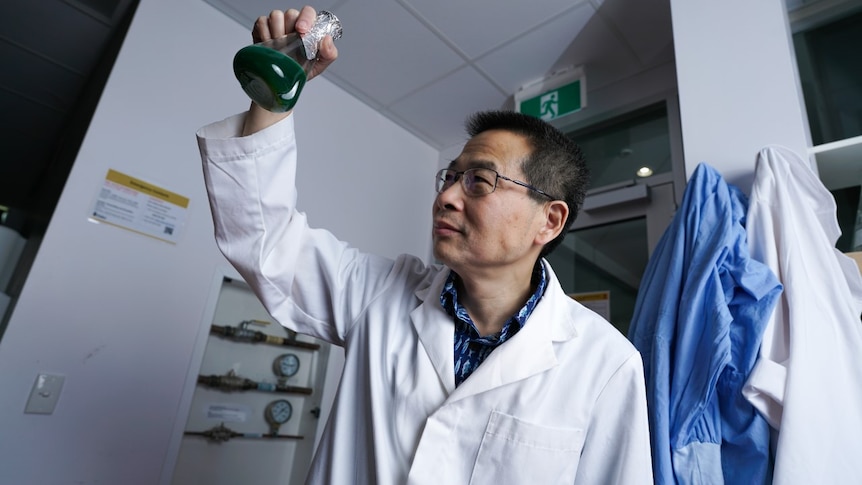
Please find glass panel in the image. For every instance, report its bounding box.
[794,9,862,145]
[832,185,862,251]
[546,217,649,336]
[569,104,672,189]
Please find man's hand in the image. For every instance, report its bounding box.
[243,6,339,136]
[253,6,338,81]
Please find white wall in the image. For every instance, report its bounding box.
[670,0,811,193]
[0,0,437,483]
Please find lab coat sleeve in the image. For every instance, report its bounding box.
[197,113,402,346]
[574,352,654,484]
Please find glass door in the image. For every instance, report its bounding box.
[546,100,681,336]
[546,218,648,335]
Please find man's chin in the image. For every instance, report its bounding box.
[432,244,451,265]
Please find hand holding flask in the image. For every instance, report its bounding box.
[233,10,342,112]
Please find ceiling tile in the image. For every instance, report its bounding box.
[323,0,466,105]
[402,0,591,58]
[596,0,673,65]
[477,3,649,94]
[475,2,596,95]
[321,71,386,112]
[387,66,508,149]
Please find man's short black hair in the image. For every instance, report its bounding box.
[466,110,589,257]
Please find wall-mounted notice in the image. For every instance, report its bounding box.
[90,169,189,244]
[569,291,611,322]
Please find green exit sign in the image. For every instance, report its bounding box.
[518,80,582,121]
[515,68,586,122]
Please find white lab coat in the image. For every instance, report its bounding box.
[743,146,862,484]
[197,113,653,485]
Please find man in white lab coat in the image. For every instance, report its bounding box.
[198,6,653,484]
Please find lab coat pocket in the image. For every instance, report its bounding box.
[469,410,584,485]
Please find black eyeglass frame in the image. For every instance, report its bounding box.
[435,168,557,200]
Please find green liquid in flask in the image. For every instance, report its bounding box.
[233,44,308,113]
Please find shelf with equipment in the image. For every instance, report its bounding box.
[171,276,331,485]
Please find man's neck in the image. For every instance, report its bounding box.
[455,260,539,337]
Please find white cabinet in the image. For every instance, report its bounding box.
[812,135,862,250]
[811,135,862,192]
[170,276,331,485]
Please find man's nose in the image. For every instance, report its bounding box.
[435,177,465,209]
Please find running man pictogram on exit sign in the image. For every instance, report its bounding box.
[515,67,586,122]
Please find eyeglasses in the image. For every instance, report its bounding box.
[435,168,556,200]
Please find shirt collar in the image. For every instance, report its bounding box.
[440,261,548,343]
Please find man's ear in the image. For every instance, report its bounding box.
[536,200,569,245]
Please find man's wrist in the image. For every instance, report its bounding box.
[242,102,291,136]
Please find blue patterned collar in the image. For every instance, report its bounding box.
[440,262,548,344]
[442,262,548,385]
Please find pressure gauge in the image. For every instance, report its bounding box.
[273,353,301,378]
[264,399,293,428]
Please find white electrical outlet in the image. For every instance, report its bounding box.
[24,373,65,414]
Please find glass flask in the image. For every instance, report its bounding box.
[233,11,343,112]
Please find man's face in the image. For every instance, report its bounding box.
[432,129,547,275]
